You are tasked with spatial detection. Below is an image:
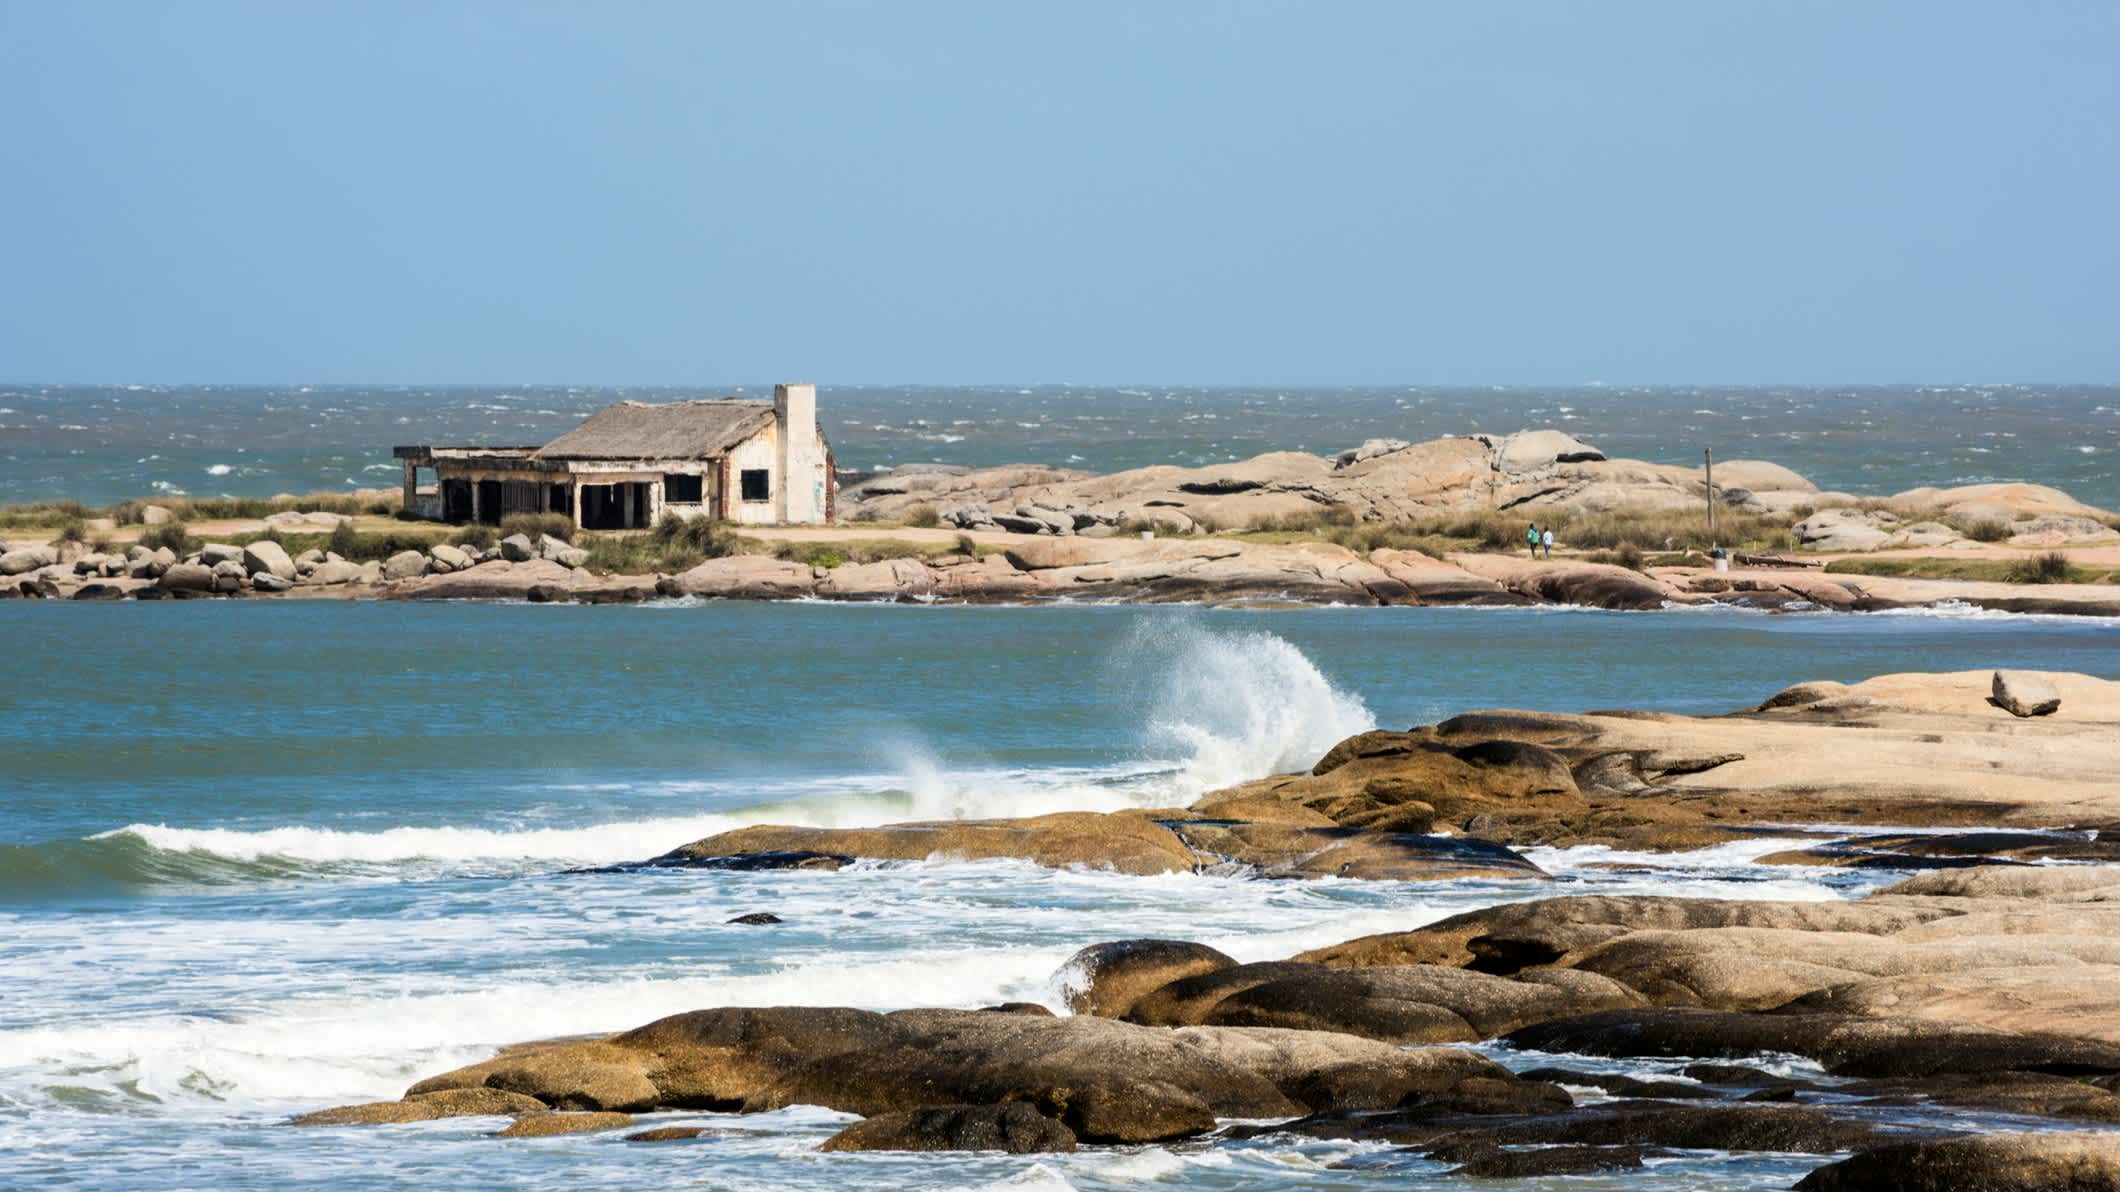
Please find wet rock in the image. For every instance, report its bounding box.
[638,850,850,873]
[1795,1131,2120,1191]
[499,534,537,562]
[1504,1008,2120,1079]
[1840,1070,2120,1124]
[1516,1067,1720,1099]
[1182,964,1642,1043]
[211,559,248,591]
[1294,894,1955,972]
[1436,1142,1658,1178]
[71,582,127,600]
[290,1086,548,1125]
[1166,822,1548,881]
[818,1102,1077,1153]
[1262,1098,1886,1154]
[407,1038,662,1111]
[251,573,293,593]
[725,913,782,925]
[1991,670,2061,718]
[623,1126,708,1142]
[1059,939,1237,1018]
[661,813,1199,876]
[494,1111,635,1138]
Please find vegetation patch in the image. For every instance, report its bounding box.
[1824,554,2112,585]
[499,513,574,543]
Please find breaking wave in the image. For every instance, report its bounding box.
[8,623,1372,889]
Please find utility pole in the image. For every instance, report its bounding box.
[1704,447,1717,544]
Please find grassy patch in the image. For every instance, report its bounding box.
[575,515,741,575]
[500,513,574,543]
[1824,554,2113,584]
[136,523,197,555]
[765,536,992,569]
[1238,506,1796,556]
[1951,516,2012,543]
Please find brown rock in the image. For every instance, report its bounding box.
[406,1039,662,1112]
[288,1086,548,1126]
[1190,965,1642,1042]
[1991,670,2063,718]
[623,1126,709,1142]
[818,1102,1076,1153]
[1058,939,1237,1018]
[1795,1131,2120,1191]
[660,812,1197,876]
[493,1111,636,1138]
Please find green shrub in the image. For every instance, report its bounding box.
[905,504,942,529]
[649,514,736,558]
[137,523,195,554]
[450,524,499,550]
[327,522,360,558]
[500,513,574,543]
[55,518,87,544]
[1610,541,1646,571]
[1956,517,2012,543]
[781,543,847,569]
[2005,551,2073,584]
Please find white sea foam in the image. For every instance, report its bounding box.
[0,945,1078,1112]
[1123,619,1375,797]
[205,463,233,476]
[93,622,1375,873]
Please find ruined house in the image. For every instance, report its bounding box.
[393,384,832,528]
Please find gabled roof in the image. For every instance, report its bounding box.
[532,399,775,461]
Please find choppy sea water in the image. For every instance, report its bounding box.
[3,602,2118,1190]
[2,383,2116,508]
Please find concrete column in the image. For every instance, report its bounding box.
[622,482,635,529]
[469,478,481,525]
[401,460,417,513]
[774,383,819,523]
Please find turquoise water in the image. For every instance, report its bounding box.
[3,601,2118,1189]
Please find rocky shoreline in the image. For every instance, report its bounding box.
[294,670,2120,1186]
[6,426,2118,615]
[6,530,2120,617]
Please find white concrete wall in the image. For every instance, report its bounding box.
[726,433,780,526]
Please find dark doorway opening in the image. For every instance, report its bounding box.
[476,479,503,525]
[579,482,653,530]
[442,478,473,523]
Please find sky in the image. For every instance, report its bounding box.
[2,1,2116,386]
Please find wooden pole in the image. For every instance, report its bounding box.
[1704,447,1717,544]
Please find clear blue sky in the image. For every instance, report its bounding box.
[3,1,2115,385]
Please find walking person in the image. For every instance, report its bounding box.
[1541,526,1556,558]
[1526,523,1540,559]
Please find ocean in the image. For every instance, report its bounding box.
[4,600,2119,1189]
[2,383,2117,509]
